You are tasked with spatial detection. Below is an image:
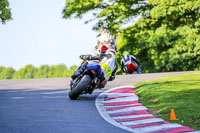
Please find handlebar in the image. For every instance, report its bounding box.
[80,54,111,61]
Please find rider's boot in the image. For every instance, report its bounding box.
[108,61,118,81]
[137,65,142,74]
[99,72,107,88]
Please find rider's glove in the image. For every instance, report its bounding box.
[80,55,84,60]
[80,55,92,60]
[87,55,92,60]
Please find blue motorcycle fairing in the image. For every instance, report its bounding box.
[87,63,101,78]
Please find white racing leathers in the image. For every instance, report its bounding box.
[94,32,118,80]
[100,49,116,80]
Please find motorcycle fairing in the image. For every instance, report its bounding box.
[87,64,101,78]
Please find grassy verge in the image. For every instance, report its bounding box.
[135,72,200,130]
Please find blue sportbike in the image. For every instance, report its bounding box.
[69,54,110,100]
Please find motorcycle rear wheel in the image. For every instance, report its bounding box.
[69,75,91,100]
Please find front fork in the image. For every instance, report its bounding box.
[70,75,82,90]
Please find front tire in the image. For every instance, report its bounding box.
[69,75,91,100]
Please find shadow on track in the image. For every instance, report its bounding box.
[0,88,101,101]
[0,88,117,133]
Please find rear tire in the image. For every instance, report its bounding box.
[69,75,91,100]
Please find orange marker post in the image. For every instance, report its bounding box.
[170,109,176,120]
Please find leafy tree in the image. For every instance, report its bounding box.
[35,65,49,78]
[48,65,55,78]
[13,64,36,79]
[54,64,67,77]
[0,0,12,24]
[62,0,149,34]
[63,69,72,77]
[63,0,200,73]
[0,66,5,73]
[0,66,15,79]
[0,64,78,80]
[117,0,200,72]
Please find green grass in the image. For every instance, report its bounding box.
[135,72,200,130]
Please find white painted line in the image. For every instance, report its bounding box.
[103,96,138,103]
[104,103,142,108]
[121,118,164,126]
[107,106,147,114]
[105,93,135,98]
[132,123,183,133]
[113,114,154,120]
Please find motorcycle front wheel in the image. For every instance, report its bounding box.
[69,75,91,100]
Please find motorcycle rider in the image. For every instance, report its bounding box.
[121,51,142,74]
[71,29,118,88]
[94,29,118,88]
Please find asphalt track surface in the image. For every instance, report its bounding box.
[0,71,196,133]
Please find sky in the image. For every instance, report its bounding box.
[0,0,98,70]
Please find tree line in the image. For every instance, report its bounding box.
[2,0,200,74]
[63,0,200,73]
[0,64,78,80]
